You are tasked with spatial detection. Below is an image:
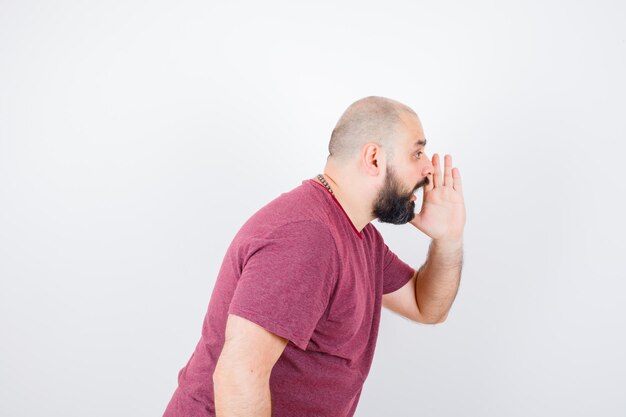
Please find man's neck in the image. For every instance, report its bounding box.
[316,171,376,232]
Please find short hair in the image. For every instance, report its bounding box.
[328,96,418,160]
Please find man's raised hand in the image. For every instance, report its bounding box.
[410,154,466,242]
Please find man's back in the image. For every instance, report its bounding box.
[163,178,414,417]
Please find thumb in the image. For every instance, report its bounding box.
[424,172,434,193]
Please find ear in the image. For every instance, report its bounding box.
[362,143,384,176]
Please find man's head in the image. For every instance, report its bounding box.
[326,96,433,225]
[328,96,418,161]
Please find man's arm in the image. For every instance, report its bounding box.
[409,153,465,322]
[382,238,463,324]
[383,153,465,324]
[414,238,463,323]
[213,314,289,417]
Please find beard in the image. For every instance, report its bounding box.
[372,164,429,225]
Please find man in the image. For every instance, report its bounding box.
[163,96,466,417]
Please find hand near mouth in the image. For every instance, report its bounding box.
[409,153,466,242]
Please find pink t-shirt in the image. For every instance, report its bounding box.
[163,179,415,417]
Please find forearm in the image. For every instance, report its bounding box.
[415,238,463,322]
[213,366,272,417]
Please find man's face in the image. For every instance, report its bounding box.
[372,163,429,224]
[372,112,432,224]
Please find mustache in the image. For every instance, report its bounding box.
[411,176,429,194]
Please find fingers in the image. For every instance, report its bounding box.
[432,153,442,188]
[452,167,463,192]
[432,153,462,192]
[443,154,453,187]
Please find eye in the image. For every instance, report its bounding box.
[415,151,423,159]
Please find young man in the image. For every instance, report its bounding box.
[163,96,466,417]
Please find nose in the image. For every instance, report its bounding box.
[421,159,434,177]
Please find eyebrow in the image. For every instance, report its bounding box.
[414,139,427,147]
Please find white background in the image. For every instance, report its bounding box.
[1,1,625,416]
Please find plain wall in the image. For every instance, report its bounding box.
[1,1,625,416]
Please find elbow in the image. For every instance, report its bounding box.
[434,312,448,324]
[416,310,449,325]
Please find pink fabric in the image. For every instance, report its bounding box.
[163,179,415,417]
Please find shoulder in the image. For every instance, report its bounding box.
[362,222,386,246]
[237,181,333,237]
[237,216,338,260]
[241,219,341,289]
[267,219,333,238]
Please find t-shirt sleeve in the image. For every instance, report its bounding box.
[227,220,338,351]
[382,242,416,295]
